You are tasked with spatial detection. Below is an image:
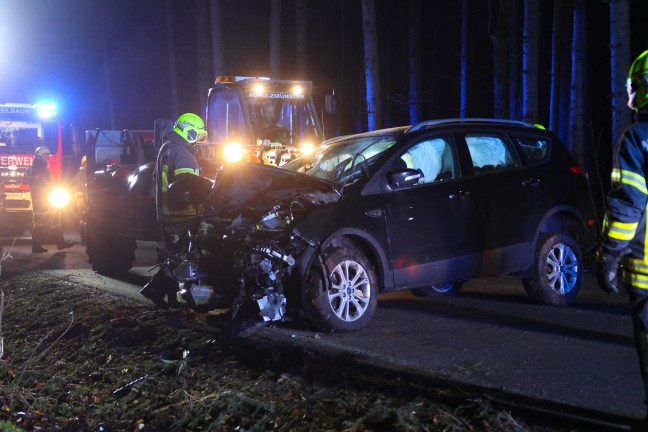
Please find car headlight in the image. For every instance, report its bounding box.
[223,142,245,162]
[48,187,72,209]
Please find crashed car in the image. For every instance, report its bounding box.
[170,118,599,333]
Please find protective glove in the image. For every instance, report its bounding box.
[596,247,631,295]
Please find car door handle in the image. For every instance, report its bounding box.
[521,178,540,187]
[448,190,470,199]
[365,208,385,217]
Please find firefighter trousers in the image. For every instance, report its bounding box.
[623,272,648,407]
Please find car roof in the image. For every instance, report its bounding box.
[406,118,541,133]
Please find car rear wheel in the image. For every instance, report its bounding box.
[302,247,378,332]
[522,233,582,306]
[411,282,463,297]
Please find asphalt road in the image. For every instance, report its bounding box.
[0,228,644,428]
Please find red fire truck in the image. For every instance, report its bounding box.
[0,102,72,232]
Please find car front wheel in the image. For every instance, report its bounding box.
[522,233,582,306]
[302,247,378,332]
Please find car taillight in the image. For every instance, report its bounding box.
[569,166,589,181]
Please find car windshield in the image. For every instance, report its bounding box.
[283,133,399,185]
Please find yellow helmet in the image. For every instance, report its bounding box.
[628,50,648,110]
[173,113,207,144]
[34,146,51,158]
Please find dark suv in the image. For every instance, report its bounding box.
[279,118,598,329]
[162,118,599,333]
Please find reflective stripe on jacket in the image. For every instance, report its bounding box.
[601,114,648,277]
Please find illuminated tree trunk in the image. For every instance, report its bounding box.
[165,0,178,117]
[521,0,539,123]
[408,0,421,124]
[99,2,115,129]
[210,0,225,77]
[549,0,571,134]
[194,0,212,114]
[459,0,468,117]
[507,0,520,119]
[270,0,282,77]
[296,0,307,78]
[489,0,512,119]
[361,0,382,130]
[569,0,586,165]
[610,0,632,141]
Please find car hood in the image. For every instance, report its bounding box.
[205,162,340,221]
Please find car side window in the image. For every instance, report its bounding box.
[514,134,550,164]
[400,137,455,184]
[465,134,517,174]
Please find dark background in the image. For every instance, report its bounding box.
[2,0,648,152]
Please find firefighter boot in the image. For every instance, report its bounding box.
[55,228,73,250]
[31,226,47,253]
[57,242,73,250]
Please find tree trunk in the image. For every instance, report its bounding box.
[408,0,421,124]
[507,0,520,119]
[296,0,307,79]
[270,0,282,78]
[194,0,212,115]
[521,0,540,123]
[569,0,586,166]
[459,0,469,117]
[489,0,511,119]
[549,1,563,132]
[165,0,178,118]
[361,0,382,131]
[610,0,632,141]
[210,0,225,77]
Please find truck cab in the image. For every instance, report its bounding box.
[205,76,325,166]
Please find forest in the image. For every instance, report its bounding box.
[6,0,647,203]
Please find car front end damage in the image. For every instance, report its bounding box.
[156,163,340,328]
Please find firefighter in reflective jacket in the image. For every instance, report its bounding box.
[140,113,207,308]
[598,50,648,421]
[29,146,73,253]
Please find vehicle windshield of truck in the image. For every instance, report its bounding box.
[0,124,41,153]
[284,134,398,185]
[249,98,320,147]
[207,87,247,145]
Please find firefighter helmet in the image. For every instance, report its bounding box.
[627,50,648,110]
[34,146,51,158]
[173,113,207,144]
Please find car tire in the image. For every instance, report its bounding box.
[302,247,378,332]
[522,233,582,306]
[411,282,463,297]
[86,207,136,276]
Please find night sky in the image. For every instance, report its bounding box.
[3,0,648,147]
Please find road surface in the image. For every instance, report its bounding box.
[0,228,644,428]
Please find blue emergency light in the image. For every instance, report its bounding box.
[34,102,57,119]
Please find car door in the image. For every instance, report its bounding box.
[382,134,480,289]
[454,130,535,273]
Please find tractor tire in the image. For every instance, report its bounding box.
[86,207,136,276]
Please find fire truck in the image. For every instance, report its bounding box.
[0,102,72,233]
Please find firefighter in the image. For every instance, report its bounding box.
[140,113,207,308]
[28,146,73,253]
[597,49,648,426]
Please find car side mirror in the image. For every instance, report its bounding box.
[388,168,423,188]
